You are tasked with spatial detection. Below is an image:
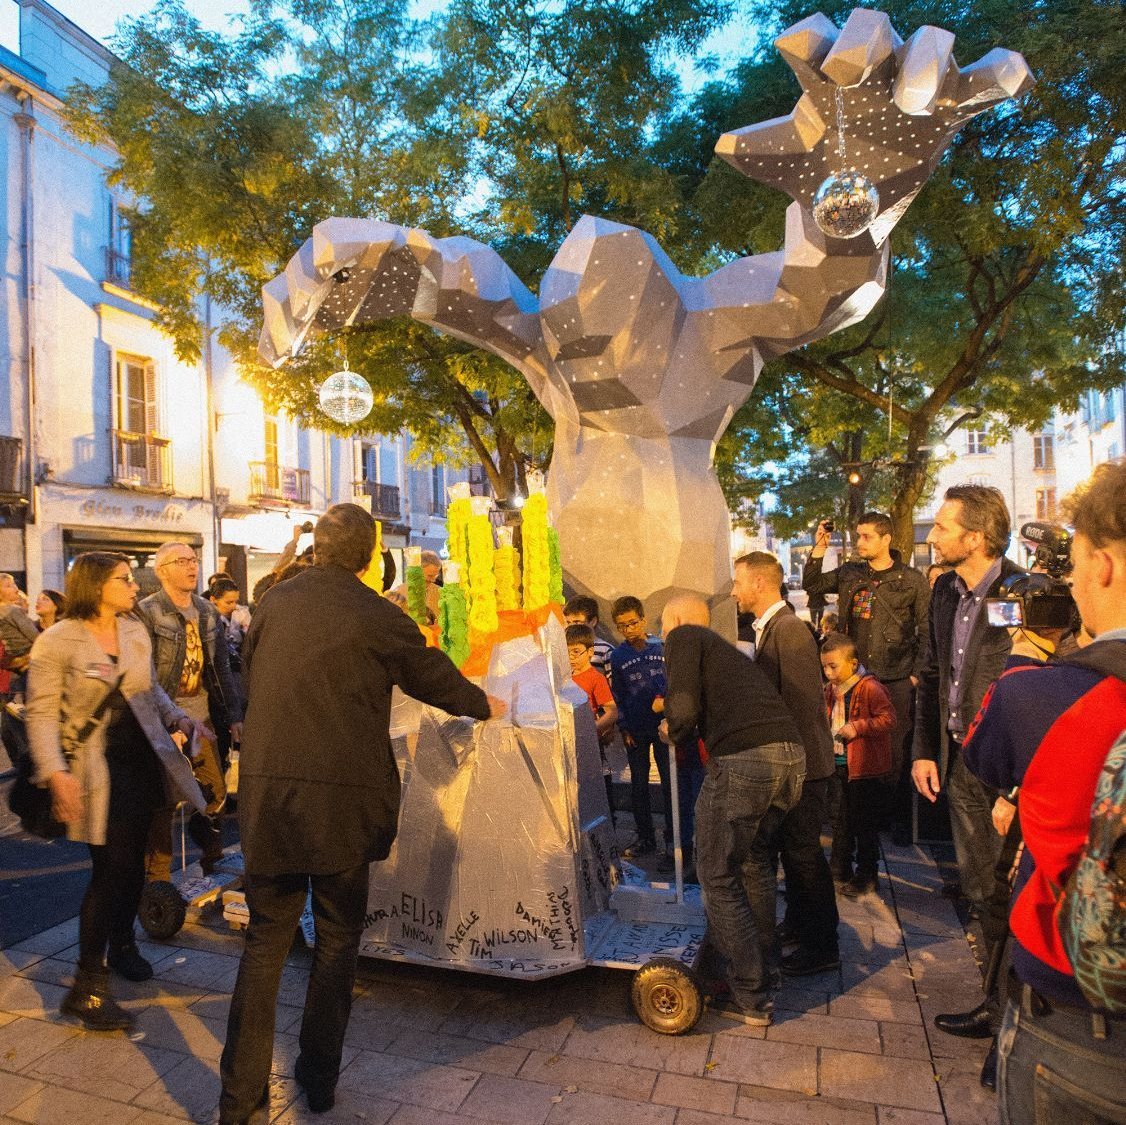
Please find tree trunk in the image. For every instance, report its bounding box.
[889,457,931,561]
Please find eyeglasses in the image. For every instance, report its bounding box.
[110,576,139,586]
[160,557,198,569]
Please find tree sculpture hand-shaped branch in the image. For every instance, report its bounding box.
[259,8,1031,633]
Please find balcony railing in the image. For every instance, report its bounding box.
[105,247,132,289]
[112,431,172,492]
[0,436,22,497]
[249,461,311,506]
[353,480,401,519]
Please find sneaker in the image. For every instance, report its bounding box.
[622,838,657,859]
[839,876,878,898]
[710,996,773,1027]
[781,948,842,976]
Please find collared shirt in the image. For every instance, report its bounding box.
[948,557,1003,739]
[751,600,787,647]
[1091,626,1126,644]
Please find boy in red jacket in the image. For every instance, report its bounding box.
[821,633,896,897]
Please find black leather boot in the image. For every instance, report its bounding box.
[934,999,996,1039]
[108,939,154,982]
[294,1056,335,1113]
[60,965,135,1032]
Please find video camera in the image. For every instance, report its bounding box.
[984,521,1075,631]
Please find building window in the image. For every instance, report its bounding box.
[430,465,447,516]
[966,428,990,455]
[264,416,279,468]
[106,199,132,287]
[1036,487,1057,520]
[113,353,170,490]
[1033,434,1054,471]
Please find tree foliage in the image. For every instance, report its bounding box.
[689,0,1125,550]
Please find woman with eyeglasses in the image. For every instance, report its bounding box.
[24,552,206,1032]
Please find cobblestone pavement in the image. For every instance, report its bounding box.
[0,838,996,1125]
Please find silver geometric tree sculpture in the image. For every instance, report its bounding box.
[259,9,1032,631]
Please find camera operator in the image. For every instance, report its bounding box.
[962,461,1126,1121]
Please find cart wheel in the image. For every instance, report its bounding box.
[138,880,187,940]
[631,957,703,1035]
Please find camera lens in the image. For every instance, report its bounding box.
[823,520,835,533]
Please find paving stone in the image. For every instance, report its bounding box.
[340,1004,410,1053]
[878,1022,933,1061]
[819,1048,942,1114]
[774,985,835,1015]
[560,1013,712,1076]
[23,1035,184,1103]
[7,1083,145,1124]
[269,1030,359,1080]
[129,1052,220,1121]
[114,977,211,1011]
[705,1036,817,1094]
[734,1086,876,1124]
[337,1049,480,1112]
[385,1027,530,1077]
[440,998,576,1052]
[544,1088,677,1125]
[933,1055,999,1125]
[877,1109,947,1125]
[459,1073,563,1124]
[13,960,75,990]
[841,963,918,999]
[129,1111,200,1125]
[0,1016,79,1072]
[130,1005,229,1063]
[673,1112,742,1125]
[0,976,69,1020]
[650,1071,737,1115]
[828,994,922,1025]
[519,1048,657,1102]
[275,1087,399,1125]
[386,1105,483,1125]
[767,1010,882,1054]
[0,954,42,977]
[10,920,79,958]
[153,949,240,992]
[0,1071,41,1116]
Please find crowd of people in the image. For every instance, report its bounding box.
[8,460,1125,1123]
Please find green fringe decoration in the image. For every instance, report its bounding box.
[406,565,428,625]
[547,527,564,605]
[439,582,470,668]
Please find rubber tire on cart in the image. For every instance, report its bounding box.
[631,957,703,1035]
[138,880,187,940]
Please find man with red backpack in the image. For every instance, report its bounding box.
[963,460,1126,1122]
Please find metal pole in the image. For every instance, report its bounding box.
[667,740,683,904]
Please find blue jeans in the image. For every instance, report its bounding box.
[998,988,1126,1125]
[219,863,370,1124]
[695,741,804,1009]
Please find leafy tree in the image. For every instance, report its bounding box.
[682,0,1125,552]
[68,0,727,500]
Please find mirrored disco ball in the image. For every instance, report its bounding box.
[318,370,374,425]
[812,170,880,239]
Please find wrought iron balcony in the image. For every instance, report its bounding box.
[0,436,22,498]
[249,461,311,506]
[105,247,132,288]
[352,480,401,518]
[112,430,172,492]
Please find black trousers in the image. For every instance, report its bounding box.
[626,732,673,847]
[777,776,839,956]
[829,767,883,881]
[219,863,369,1124]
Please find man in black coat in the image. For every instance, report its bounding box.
[735,553,839,976]
[803,511,930,844]
[912,485,1020,918]
[219,505,505,1125]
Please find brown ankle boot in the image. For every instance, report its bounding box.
[60,965,135,1032]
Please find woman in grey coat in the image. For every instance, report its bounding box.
[26,552,206,1032]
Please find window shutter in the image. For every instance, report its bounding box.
[143,361,161,485]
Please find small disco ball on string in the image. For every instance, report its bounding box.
[318,370,374,425]
[812,170,880,239]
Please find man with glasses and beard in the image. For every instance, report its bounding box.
[137,542,243,879]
